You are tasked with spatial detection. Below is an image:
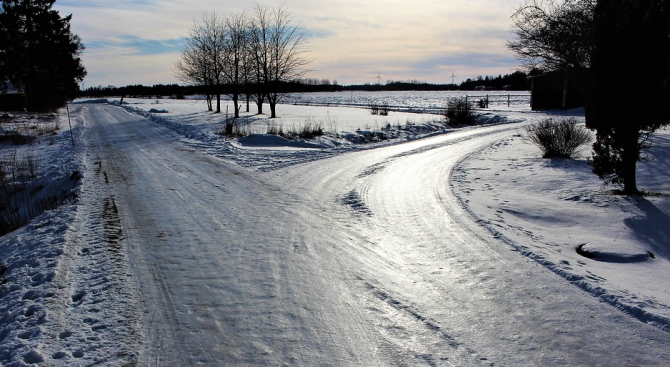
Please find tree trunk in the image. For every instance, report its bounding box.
[216,93,221,113]
[246,93,250,112]
[232,93,239,118]
[255,93,265,114]
[206,95,213,111]
[622,128,639,195]
[269,101,277,118]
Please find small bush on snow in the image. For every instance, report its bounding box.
[445,97,477,126]
[524,118,592,159]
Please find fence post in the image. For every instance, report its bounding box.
[508,94,511,107]
[65,97,75,147]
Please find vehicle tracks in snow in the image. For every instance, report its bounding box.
[272,123,670,366]
[81,104,670,366]
[359,279,491,366]
[86,105,391,365]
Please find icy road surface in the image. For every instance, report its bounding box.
[85,104,670,366]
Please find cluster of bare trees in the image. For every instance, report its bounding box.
[174,5,309,119]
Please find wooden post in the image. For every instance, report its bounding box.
[65,97,75,147]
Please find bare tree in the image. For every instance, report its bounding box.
[241,26,254,113]
[248,4,271,115]
[250,5,309,118]
[174,13,227,113]
[508,0,595,111]
[507,0,595,72]
[174,40,214,111]
[222,12,249,118]
[176,7,309,118]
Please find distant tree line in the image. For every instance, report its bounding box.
[81,84,191,98]
[457,71,532,91]
[80,70,532,99]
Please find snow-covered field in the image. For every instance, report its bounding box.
[283,90,531,110]
[0,94,668,365]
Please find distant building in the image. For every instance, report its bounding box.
[530,70,583,110]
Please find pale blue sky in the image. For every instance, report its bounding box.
[54,0,523,87]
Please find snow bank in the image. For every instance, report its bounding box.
[235,134,326,149]
[452,125,670,331]
[0,108,85,364]
[0,106,141,365]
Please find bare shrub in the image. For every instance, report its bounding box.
[369,103,390,116]
[298,122,323,139]
[233,123,253,137]
[445,97,477,126]
[217,117,253,137]
[0,150,47,234]
[0,131,36,145]
[524,118,592,158]
[379,103,390,116]
[266,123,283,135]
[282,122,324,140]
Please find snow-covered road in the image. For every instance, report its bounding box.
[85,104,670,366]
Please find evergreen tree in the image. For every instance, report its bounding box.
[588,0,670,194]
[0,0,86,111]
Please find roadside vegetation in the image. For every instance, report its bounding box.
[368,103,390,116]
[524,118,592,159]
[0,114,78,235]
[444,97,478,126]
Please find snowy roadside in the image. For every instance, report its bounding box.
[452,125,670,331]
[0,106,141,366]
